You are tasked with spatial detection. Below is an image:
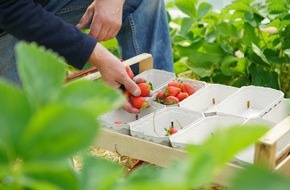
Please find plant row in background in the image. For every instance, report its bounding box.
[167,0,290,98]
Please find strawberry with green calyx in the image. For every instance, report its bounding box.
[165,122,178,136]
[131,96,150,109]
[155,90,166,103]
[137,82,153,97]
[164,95,179,105]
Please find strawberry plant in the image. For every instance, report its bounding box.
[168,0,290,98]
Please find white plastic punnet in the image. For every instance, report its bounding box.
[130,107,205,146]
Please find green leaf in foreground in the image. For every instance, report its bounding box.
[200,125,268,167]
[80,157,123,190]
[115,165,187,190]
[0,79,32,163]
[58,79,125,116]
[230,166,290,190]
[23,161,79,190]
[19,104,99,161]
[16,42,67,109]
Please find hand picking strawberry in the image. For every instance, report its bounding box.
[120,66,153,111]
[129,80,152,110]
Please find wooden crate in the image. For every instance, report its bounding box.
[70,53,290,186]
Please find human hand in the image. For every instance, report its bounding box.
[121,78,153,114]
[88,43,141,113]
[76,0,124,41]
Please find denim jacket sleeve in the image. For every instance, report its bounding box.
[0,0,97,69]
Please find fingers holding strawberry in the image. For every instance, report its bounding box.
[121,78,153,111]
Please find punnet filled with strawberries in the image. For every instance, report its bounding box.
[154,78,206,105]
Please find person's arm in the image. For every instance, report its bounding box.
[77,0,142,113]
[0,0,96,69]
[0,0,141,113]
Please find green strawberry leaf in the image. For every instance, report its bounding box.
[0,79,32,164]
[16,42,67,109]
[58,79,125,116]
[175,0,197,19]
[23,161,79,190]
[19,104,99,161]
[230,166,290,190]
[80,156,123,190]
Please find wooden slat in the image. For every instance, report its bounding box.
[254,142,277,169]
[254,116,290,169]
[95,128,245,186]
[139,55,153,73]
[259,116,290,146]
[276,145,290,165]
[276,155,290,178]
[95,128,186,167]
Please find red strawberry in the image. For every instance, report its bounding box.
[165,126,178,136]
[176,92,189,101]
[125,66,134,79]
[138,82,152,97]
[114,120,123,125]
[155,90,166,103]
[164,96,179,105]
[168,80,181,88]
[166,86,181,97]
[180,82,196,95]
[131,96,150,109]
